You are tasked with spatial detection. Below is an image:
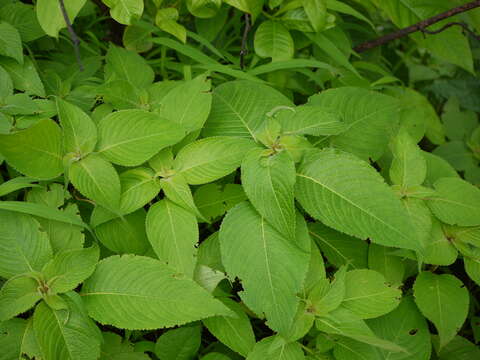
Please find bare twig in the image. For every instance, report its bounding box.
[354,0,480,53]
[240,14,251,70]
[420,21,480,42]
[59,0,84,71]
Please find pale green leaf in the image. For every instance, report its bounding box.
[424,218,458,266]
[436,335,480,359]
[173,136,257,185]
[0,210,52,279]
[100,332,150,360]
[105,45,153,88]
[69,154,121,209]
[56,98,97,156]
[413,272,469,349]
[97,110,185,167]
[219,202,310,335]
[368,244,405,286]
[254,20,294,62]
[81,255,233,330]
[203,80,292,138]
[303,0,327,32]
[0,64,13,100]
[296,149,421,252]
[154,324,201,360]
[0,21,23,64]
[308,87,400,161]
[160,174,204,220]
[203,298,256,356]
[368,296,432,360]
[427,177,480,226]
[158,73,212,133]
[343,269,401,319]
[0,119,63,180]
[146,199,198,278]
[102,0,143,25]
[464,257,480,287]
[308,266,346,317]
[246,336,305,360]
[0,276,41,321]
[241,148,296,241]
[423,151,459,186]
[36,0,86,38]
[33,292,102,360]
[389,130,427,189]
[0,57,44,97]
[42,245,99,294]
[155,8,187,43]
[119,167,161,215]
[0,2,45,42]
[333,337,381,360]
[0,176,41,197]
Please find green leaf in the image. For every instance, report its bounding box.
[0,21,23,64]
[427,177,480,226]
[423,151,459,186]
[0,64,13,100]
[0,276,41,321]
[223,0,263,19]
[274,105,346,136]
[146,199,198,278]
[100,332,150,360]
[160,174,204,220]
[464,257,480,286]
[105,45,153,88]
[219,202,310,335]
[307,266,346,317]
[42,245,99,294]
[194,183,247,221]
[332,338,381,360]
[94,209,150,255]
[389,130,427,189]
[203,298,256,356]
[254,20,294,62]
[368,244,405,286]
[118,167,161,216]
[241,148,296,241]
[0,176,41,197]
[36,0,86,38]
[342,269,401,319]
[0,57,44,97]
[0,210,52,279]
[155,8,187,43]
[367,296,432,360]
[413,272,469,349]
[158,73,212,133]
[173,136,257,185]
[56,98,98,156]
[296,149,421,252]
[102,0,143,25]
[187,0,221,18]
[308,87,400,161]
[303,0,327,32]
[97,110,185,167]
[81,255,233,329]
[33,292,102,360]
[204,80,292,138]
[0,119,63,180]
[69,154,121,209]
[309,222,368,269]
[246,336,305,360]
[435,335,480,359]
[154,324,201,360]
[0,318,30,360]
[424,218,457,266]
[0,2,45,42]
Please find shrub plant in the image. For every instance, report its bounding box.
[0,0,480,359]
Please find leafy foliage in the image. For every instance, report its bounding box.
[1,0,480,359]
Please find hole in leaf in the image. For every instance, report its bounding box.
[409,329,418,335]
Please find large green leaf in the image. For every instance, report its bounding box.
[0,2,45,42]
[100,332,150,360]
[219,202,310,335]
[203,81,292,138]
[246,336,305,360]
[0,21,23,64]
[154,324,201,360]
[69,154,121,210]
[36,0,86,37]
[241,148,297,241]
[254,20,294,62]
[102,0,144,25]
[42,245,99,294]
[203,298,256,356]
[296,149,421,252]
[56,98,97,156]
[158,73,212,133]
[104,45,153,88]
[368,244,405,286]
[342,269,401,319]
[118,167,161,215]
[0,210,52,279]
[0,119,63,180]
[427,177,480,226]
[173,136,257,185]
[308,87,400,161]
[367,296,432,360]
[146,199,198,278]
[0,57,44,97]
[0,276,41,321]
[33,292,102,360]
[97,110,185,167]
[81,255,232,329]
[413,272,469,349]
[0,318,29,360]
[160,173,203,220]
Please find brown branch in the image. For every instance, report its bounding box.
[354,0,480,53]
[240,14,251,70]
[59,0,84,71]
[420,21,480,42]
